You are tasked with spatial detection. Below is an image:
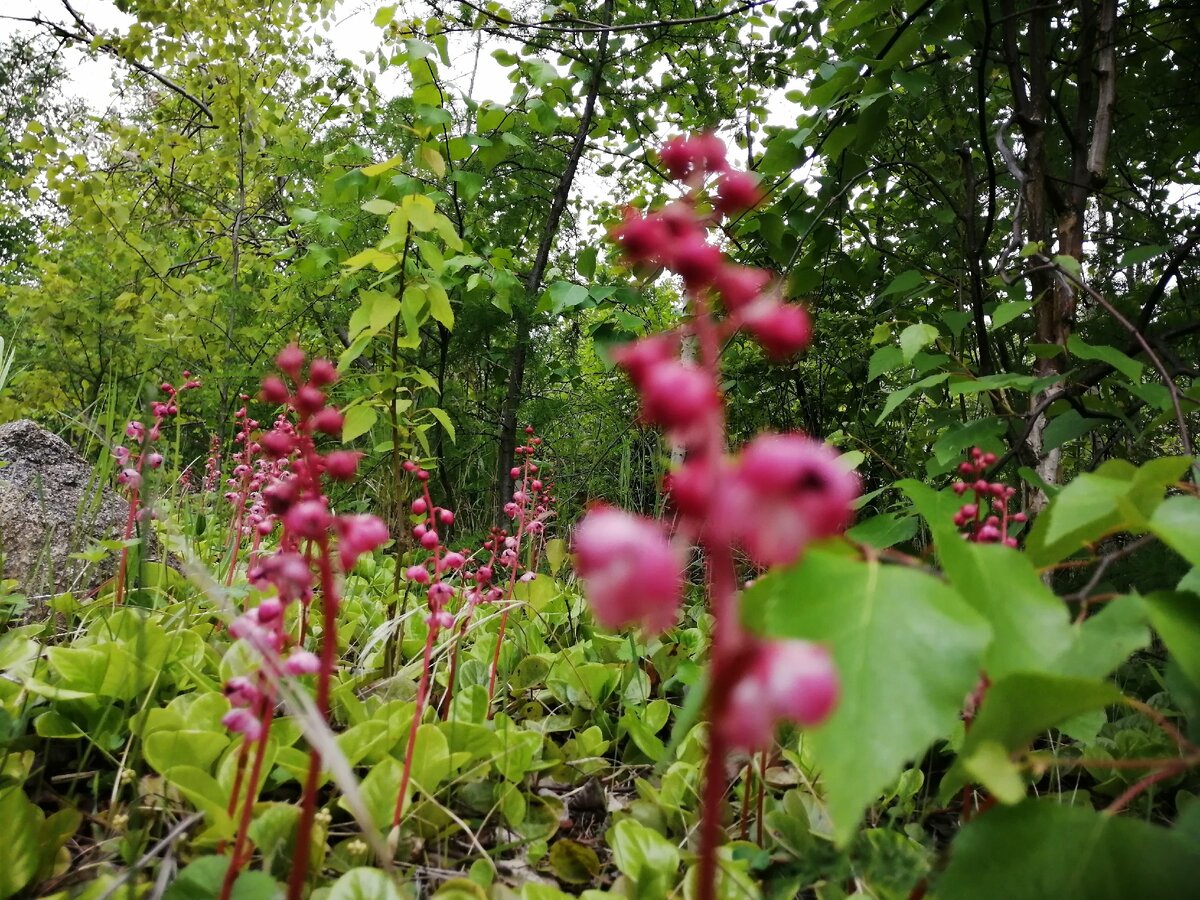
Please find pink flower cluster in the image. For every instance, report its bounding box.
[576,138,856,891]
[221,346,388,737]
[951,448,1027,546]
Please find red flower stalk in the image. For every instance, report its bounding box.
[488,427,552,710]
[112,375,198,604]
[391,467,462,832]
[580,133,858,900]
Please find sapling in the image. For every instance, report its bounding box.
[573,133,858,900]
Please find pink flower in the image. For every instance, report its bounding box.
[573,505,683,634]
[283,650,321,676]
[336,514,389,569]
[611,334,680,391]
[610,208,672,266]
[406,565,430,584]
[721,639,839,750]
[276,344,305,378]
[743,301,812,360]
[325,450,361,481]
[713,170,764,216]
[223,708,264,741]
[639,360,721,441]
[710,434,859,567]
[285,499,332,539]
[712,264,771,311]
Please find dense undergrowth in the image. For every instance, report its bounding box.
[3,1,1200,897]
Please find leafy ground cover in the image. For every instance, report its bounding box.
[2,1,1200,898]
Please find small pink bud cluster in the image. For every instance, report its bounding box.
[951,448,1027,547]
[502,425,556,569]
[404,459,465,630]
[610,136,810,366]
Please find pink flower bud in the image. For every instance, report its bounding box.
[285,499,331,539]
[640,361,720,434]
[744,301,812,360]
[311,407,344,436]
[293,384,325,415]
[669,236,725,289]
[722,640,839,750]
[222,708,263,741]
[611,334,681,390]
[714,170,764,215]
[308,358,338,386]
[420,530,439,549]
[335,514,388,569]
[439,509,455,525]
[325,450,361,481]
[441,552,466,570]
[276,344,305,378]
[283,650,321,676]
[406,565,430,584]
[712,264,771,311]
[146,452,164,469]
[610,207,672,266]
[573,505,683,634]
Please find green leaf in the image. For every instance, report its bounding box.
[607,818,680,882]
[577,246,598,280]
[548,839,601,884]
[144,730,230,775]
[1150,496,1200,565]
[742,547,989,844]
[426,281,454,329]
[989,300,1031,330]
[1143,592,1200,691]
[1051,595,1150,679]
[547,281,591,314]
[846,512,918,548]
[875,373,949,425]
[361,198,395,215]
[899,323,939,362]
[361,153,405,177]
[879,269,926,297]
[868,345,904,381]
[428,407,456,443]
[936,801,1200,900]
[0,787,40,898]
[1118,244,1168,267]
[163,857,279,900]
[1025,457,1192,564]
[900,481,1074,677]
[544,538,567,574]
[342,405,378,443]
[1042,409,1103,452]
[328,868,406,900]
[947,673,1123,801]
[1068,334,1144,382]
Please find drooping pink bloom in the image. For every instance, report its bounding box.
[572,505,683,634]
[721,639,839,750]
[337,514,389,569]
[713,170,764,216]
[716,433,859,567]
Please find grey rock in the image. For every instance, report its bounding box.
[0,419,129,600]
